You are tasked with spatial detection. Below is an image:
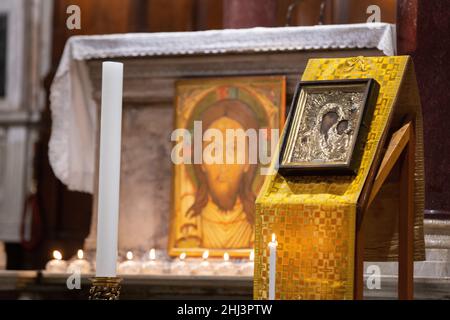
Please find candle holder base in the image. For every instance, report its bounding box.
[89,277,122,300]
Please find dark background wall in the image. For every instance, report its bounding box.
[397,0,450,219]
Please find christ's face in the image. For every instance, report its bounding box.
[201,116,249,211]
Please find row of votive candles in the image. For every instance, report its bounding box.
[45,249,254,276]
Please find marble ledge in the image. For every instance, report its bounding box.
[1,271,450,299]
[424,219,450,236]
[0,270,38,291]
[40,272,253,287]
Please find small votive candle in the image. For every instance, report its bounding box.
[192,250,214,276]
[67,249,92,274]
[142,248,163,275]
[239,250,255,276]
[214,252,235,276]
[117,251,141,275]
[45,250,68,273]
[170,252,190,275]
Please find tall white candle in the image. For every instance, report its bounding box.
[95,61,123,277]
[268,233,278,300]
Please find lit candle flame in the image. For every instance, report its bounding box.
[149,248,156,260]
[249,250,255,261]
[126,251,133,260]
[202,250,209,260]
[53,250,62,261]
[271,233,276,243]
[179,252,186,260]
[223,252,229,262]
[77,249,84,260]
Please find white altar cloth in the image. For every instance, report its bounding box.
[49,23,396,193]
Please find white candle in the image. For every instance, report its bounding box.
[239,250,255,276]
[67,249,92,274]
[95,61,124,278]
[45,250,68,273]
[215,252,235,276]
[199,250,210,271]
[142,248,163,275]
[148,248,156,262]
[192,250,214,275]
[118,251,141,275]
[268,233,278,300]
[171,252,190,275]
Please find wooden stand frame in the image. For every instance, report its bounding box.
[354,121,415,300]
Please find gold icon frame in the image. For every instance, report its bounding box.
[279,79,379,175]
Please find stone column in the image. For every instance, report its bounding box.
[223,0,277,29]
[398,0,450,219]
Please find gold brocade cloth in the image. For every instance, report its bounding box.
[254,56,425,300]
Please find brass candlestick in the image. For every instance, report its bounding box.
[89,277,122,300]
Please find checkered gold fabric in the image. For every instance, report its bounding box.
[254,56,418,300]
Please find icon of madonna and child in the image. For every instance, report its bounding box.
[169,77,285,257]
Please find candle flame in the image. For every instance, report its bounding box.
[223,252,229,262]
[271,233,276,243]
[249,250,255,261]
[202,250,209,260]
[149,248,156,260]
[179,252,186,260]
[77,249,84,260]
[126,251,133,260]
[53,250,62,261]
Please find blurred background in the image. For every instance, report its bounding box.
[1,0,449,276]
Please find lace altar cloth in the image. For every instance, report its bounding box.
[49,23,396,192]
